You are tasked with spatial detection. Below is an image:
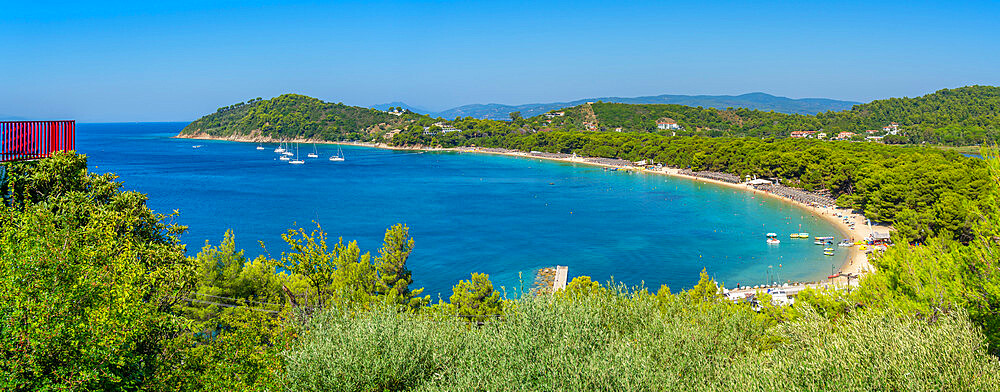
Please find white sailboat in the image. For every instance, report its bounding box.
[273,140,286,153]
[290,143,305,164]
[329,145,345,162]
[256,141,265,150]
[307,143,319,158]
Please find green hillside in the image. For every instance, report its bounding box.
[181,87,1000,146]
[179,94,429,141]
[534,86,1000,145]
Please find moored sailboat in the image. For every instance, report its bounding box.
[329,145,345,162]
[290,143,305,164]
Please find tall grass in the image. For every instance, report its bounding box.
[283,290,1000,391]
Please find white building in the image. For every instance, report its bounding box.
[657,118,680,130]
[882,122,900,135]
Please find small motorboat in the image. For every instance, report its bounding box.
[766,233,780,245]
[279,155,291,161]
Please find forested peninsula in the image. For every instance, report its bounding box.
[181,86,1000,145]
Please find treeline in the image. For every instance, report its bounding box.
[181,94,432,142]
[393,129,992,243]
[180,87,1000,147]
[532,86,1000,145]
[3,151,1000,390]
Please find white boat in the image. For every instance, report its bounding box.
[256,143,265,150]
[290,143,305,164]
[329,145,345,162]
[307,143,319,158]
[766,232,780,245]
[279,155,290,161]
[273,140,286,153]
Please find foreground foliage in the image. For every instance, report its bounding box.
[3,149,1000,391]
[286,293,1000,391]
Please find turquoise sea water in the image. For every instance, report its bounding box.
[79,123,849,297]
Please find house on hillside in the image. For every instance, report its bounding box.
[544,111,565,118]
[835,132,856,140]
[657,118,680,130]
[882,122,900,135]
[790,131,817,138]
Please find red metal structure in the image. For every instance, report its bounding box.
[0,121,75,162]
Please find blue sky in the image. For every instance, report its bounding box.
[3,0,999,122]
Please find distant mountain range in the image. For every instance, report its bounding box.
[372,92,860,120]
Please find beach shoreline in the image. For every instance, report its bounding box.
[175,132,888,286]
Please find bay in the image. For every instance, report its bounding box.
[78,122,849,297]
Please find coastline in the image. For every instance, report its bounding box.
[175,132,889,286]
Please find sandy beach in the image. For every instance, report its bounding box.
[175,133,890,286]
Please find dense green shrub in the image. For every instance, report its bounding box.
[284,292,1000,391]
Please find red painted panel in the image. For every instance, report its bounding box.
[0,121,75,162]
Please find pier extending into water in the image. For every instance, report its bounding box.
[553,266,568,291]
[532,265,570,294]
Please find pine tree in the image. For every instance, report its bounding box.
[375,224,427,310]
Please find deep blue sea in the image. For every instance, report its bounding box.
[78,122,848,297]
